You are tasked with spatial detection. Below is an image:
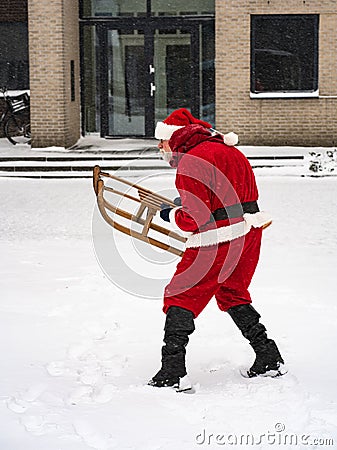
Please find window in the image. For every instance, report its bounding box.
[251,15,319,96]
[81,0,146,17]
[0,22,29,90]
[80,0,214,18]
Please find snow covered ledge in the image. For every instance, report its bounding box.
[250,91,319,99]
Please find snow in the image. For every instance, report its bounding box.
[0,90,30,97]
[0,136,158,157]
[250,91,319,98]
[0,135,316,157]
[1,169,337,449]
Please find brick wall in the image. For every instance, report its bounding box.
[215,0,337,146]
[27,0,80,148]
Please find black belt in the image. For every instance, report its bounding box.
[211,201,259,221]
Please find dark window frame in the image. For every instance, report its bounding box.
[250,14,319,97]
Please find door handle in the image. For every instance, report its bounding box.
[150,82,156,97]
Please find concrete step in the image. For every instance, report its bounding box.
[0,152,305,178]
[0,155,160,162]
[0,168,173,179]
[0,154,304,162]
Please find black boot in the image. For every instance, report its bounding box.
[148,306,195,389]
[227,304,286,378]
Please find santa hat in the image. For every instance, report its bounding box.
[155,108,211,140]
[155,108,238,146]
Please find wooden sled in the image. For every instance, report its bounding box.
[93,165,186,257]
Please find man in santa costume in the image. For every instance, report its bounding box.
[148,108,286,391]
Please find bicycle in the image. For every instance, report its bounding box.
[0,87,31,145]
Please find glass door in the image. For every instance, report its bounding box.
[153,26,199,126]
[99,20,214,137]
[107,29,146,135]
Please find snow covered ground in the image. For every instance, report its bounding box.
[0,168,337,450]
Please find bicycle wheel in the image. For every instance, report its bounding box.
[4,115,31,145]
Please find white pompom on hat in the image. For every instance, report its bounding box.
[155,108,238,146]
[222,131,239,146]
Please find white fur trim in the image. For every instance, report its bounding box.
[243,211,272,229]
[223,131,239,146]
[185,211,272,248]
[155,122,184,140]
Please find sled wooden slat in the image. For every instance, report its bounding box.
[103,185,140,204]
[98,188,184,257]
[102,196,186,243]
[99,170,176,206]
[93,165,186,257]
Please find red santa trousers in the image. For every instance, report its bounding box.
[163,227,263,318]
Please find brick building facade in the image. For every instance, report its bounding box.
[1,0,336,147]
[216,1,337,146]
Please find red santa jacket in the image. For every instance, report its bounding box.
[167,124,271,248]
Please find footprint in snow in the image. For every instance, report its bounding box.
[67,385,94,405]
[7,383,48,413]
[73,419,116,450]
[7,397,30,413]
[67,340,93,360]
[67,383,117,406]
[46,360,78,377]
[21,383,47,402]
[82,322,109,340]
[20,414,58,436]
[78,367,103,386]
[46,361,67,377]
[93,384,117,404]
[101,356,129,377]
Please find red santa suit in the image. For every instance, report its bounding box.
[159,122,271,318]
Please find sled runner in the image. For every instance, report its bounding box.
[93,165,187,257]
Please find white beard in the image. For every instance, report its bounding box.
[159,150,173,163]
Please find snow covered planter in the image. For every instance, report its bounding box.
[308,149,337,175]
